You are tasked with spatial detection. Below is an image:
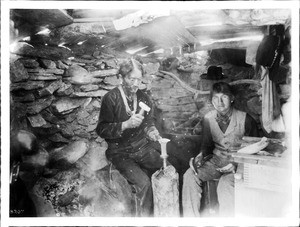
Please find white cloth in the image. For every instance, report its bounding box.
[260,66,281,133]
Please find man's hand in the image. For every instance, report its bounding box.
[147,128,161,141]
[122,114,144,130]
[216,163,236,173]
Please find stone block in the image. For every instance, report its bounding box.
[71,90,108,98]
[64,64,88,78]
[80,84,99,92]
[40,109,61,125]
[29,74,61,81]
[50,141,89,164]
[19,58,40,68]
[11,81,45,91]
[56,60,69,70]
[26,96,54,114]
[13,93,35,102]
[56,83,74,96]
[78,142,108,171]
[60,125,75,138]
[103,75,122,86]
[27,114,47,127]
[39,59,57,69]
[51,97,89,115]
[10,60,29,82]
[38,80,63,97]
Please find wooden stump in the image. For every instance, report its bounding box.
[151,165,179,217]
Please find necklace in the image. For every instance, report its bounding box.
[118,85,137,116]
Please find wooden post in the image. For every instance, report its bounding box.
[151,165,180,217]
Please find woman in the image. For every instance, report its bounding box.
[96,58,163,217]
[182,82,259,217]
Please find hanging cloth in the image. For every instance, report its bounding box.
[118,85,137,116]
[260,66,281,133]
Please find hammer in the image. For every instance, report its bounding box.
[138,102,151,116]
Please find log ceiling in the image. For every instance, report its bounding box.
[10,8,290,57]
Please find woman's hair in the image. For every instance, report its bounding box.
[118,58,145,78]
[210,82,234,100]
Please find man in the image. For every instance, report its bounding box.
[182,82,259,217]
[96,58,163,217]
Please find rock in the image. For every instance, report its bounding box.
[11,81,45,91]
[13,93,35,102]
[157,103,197,112]
[31,124,60,137]
[37,80,63,97]
[77,142,108,171]
[39,59,57,69]
[64,64,88,78]
[11,43,73,60]
[103,58,118,68]
[65,76,103,85]
[56,83,74,96]
[60,125,75,138]
[19,58,40,68]
[74,128,90,139]
[103,75,122,86]
[93,51,101,57]
[40,109,61,125]
[87,124,97,132]
[77,165,134,217]
[27,114,47,127]
[80,84,99,92]
[151,78,175,89]
[91,99,101,109]
[48,132,70,143]
[90,69,118,78]
[22,147,49,170]
[62,59,72,66]
[71,90,108,98]
[77,109,89,119]
[57,190,78,207]
[65,112,77,123]
[50,140,89,165]
[156,96,195,106]
[29,74,61,81]
[56,60,69,70]
[26,96,54,114]
[27,68,64,75]
[98,84,116,90]
[10,60,29,82]
[51,97,89,115]
[144,62,160,75]
[32,169,83,216]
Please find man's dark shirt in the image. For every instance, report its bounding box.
[96,87,156,145]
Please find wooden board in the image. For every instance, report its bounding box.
[232,153,289,168]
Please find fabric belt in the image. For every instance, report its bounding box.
[108,137,148,152]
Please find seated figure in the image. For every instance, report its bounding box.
[182,82,259,217]
[96,58,165,217]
